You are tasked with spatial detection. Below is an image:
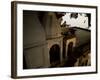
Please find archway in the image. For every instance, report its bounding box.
[67,42,73,58]
[49,44,60,67]
[65,42,75,67]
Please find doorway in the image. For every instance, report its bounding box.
[49,44,60,67]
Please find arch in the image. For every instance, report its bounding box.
[67,42,74,58]
[49,44,60,67]
[65,42,76,67]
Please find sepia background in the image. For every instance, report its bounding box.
[0,0,99,80]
